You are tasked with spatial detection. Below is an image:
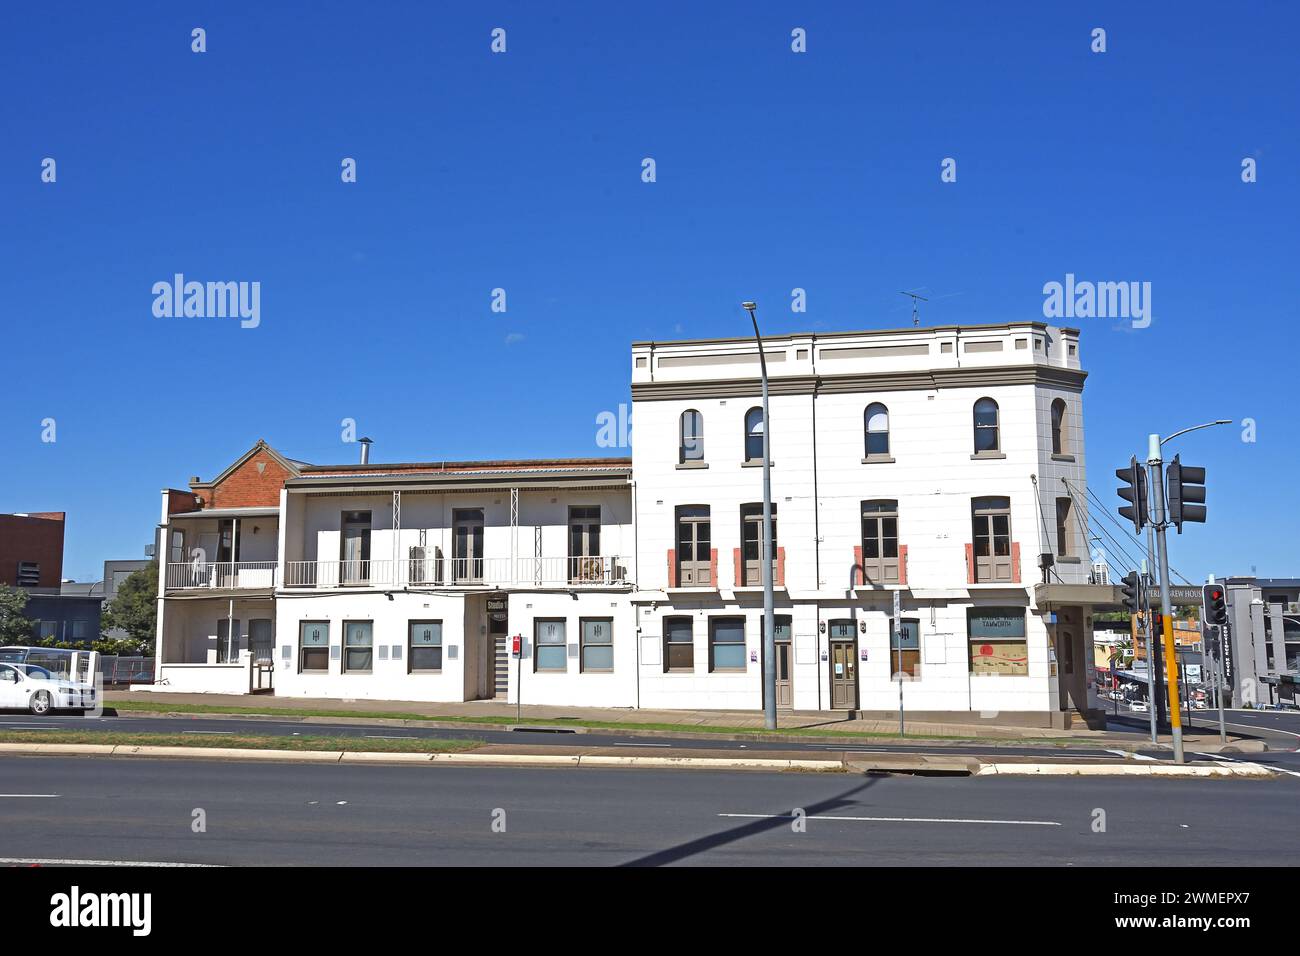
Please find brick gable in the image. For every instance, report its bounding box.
[203,446,294,509]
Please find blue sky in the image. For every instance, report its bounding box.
[2,1,1296,584]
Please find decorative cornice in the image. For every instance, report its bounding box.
[631,365,1087,401]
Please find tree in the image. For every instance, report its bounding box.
[0,584,35,645]
[101,562,158,654]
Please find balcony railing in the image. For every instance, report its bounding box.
[165,561,278,590]
[282,555,626,590]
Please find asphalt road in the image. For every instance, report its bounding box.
[1,756,1296,866]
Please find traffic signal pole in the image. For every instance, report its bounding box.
[1148,434,1185,764]
[1141,538,1158,745]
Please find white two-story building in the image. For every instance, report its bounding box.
[149,321,1116,726]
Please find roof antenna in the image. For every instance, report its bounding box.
[898,290,929,327]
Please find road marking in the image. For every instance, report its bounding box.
[1223,720,1300,752]
[1199,751,1300,779]
[0,857,217,867]
[718,812,1060,827]
[181,730,232,735]
[613,742,671,748]
[363,735,414,740]
[1106,749,1157,761]
[0,794,60,798]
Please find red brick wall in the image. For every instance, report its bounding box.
[203,448,293,509]
[166,490,200,515]
[0,512,65,589]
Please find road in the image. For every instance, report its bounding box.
[1,756,1296,866]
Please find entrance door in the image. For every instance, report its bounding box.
[341,511,372,585]
[453,509,485,583]
[775,641,793,707]
[829,621,858,710]
[490,610,509,700]
[249,619,274,664]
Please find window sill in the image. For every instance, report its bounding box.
[709,668,748,675]
[970,451,1006,460]
[861,456,896,464]
[409,669,443,675]
[534,669,568,675]
[580,669,614,675]
[675,461,709,470]
[663,669,695,675]
[342,671,373,676]
[1051,453,1076,463]
[741,460,774,468]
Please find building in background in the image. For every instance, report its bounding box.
[1224,577,1300,708]
[0,511,65,592]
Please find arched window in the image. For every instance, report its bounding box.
[864,403,890,457]
[1050,399,1068,455]
[744,407,765,462]
[973,398,1000,454]
[680,409,704,463]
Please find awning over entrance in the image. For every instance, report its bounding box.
[1034,583,1122,611]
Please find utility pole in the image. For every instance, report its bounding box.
[743,301,777,731]
[1148,433,1185,764]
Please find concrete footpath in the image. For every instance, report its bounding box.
[106,690,1263,754]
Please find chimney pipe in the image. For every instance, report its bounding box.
[358,437,373,465]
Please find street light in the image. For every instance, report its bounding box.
[742,301,777,731]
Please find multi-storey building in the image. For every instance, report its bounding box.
[1223,576,1300,707]
[148,321,1117,726]
[153,442,635,704]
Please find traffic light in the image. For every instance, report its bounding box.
[1120,571,1141,614]
[1204,583,1228,627]
[1167,454,1207,533]
[1115,456,1148,533]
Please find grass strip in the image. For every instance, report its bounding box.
[107,699,1076,744]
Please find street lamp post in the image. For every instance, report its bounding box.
[742,301,777,731]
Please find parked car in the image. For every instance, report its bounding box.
[0,662,96,714]
[1129,700,1149,713]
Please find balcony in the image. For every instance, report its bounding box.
[282,555,627,590]
[165,561,278,591]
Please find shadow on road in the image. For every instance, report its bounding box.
[618,774,882,867]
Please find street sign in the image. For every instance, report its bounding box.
[1144,586,1204,606]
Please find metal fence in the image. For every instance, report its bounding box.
[98,656,155,686]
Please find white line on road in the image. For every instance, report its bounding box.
[181,730,233,735]
[1223,720,1300,752]
[1197,751,1300,779]
[0,794,60,798]
[0,857,217,867]
[363,735,415,740]
[613,742,671,748]
[1106,749,1157,761]
[718,812,1060,827]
